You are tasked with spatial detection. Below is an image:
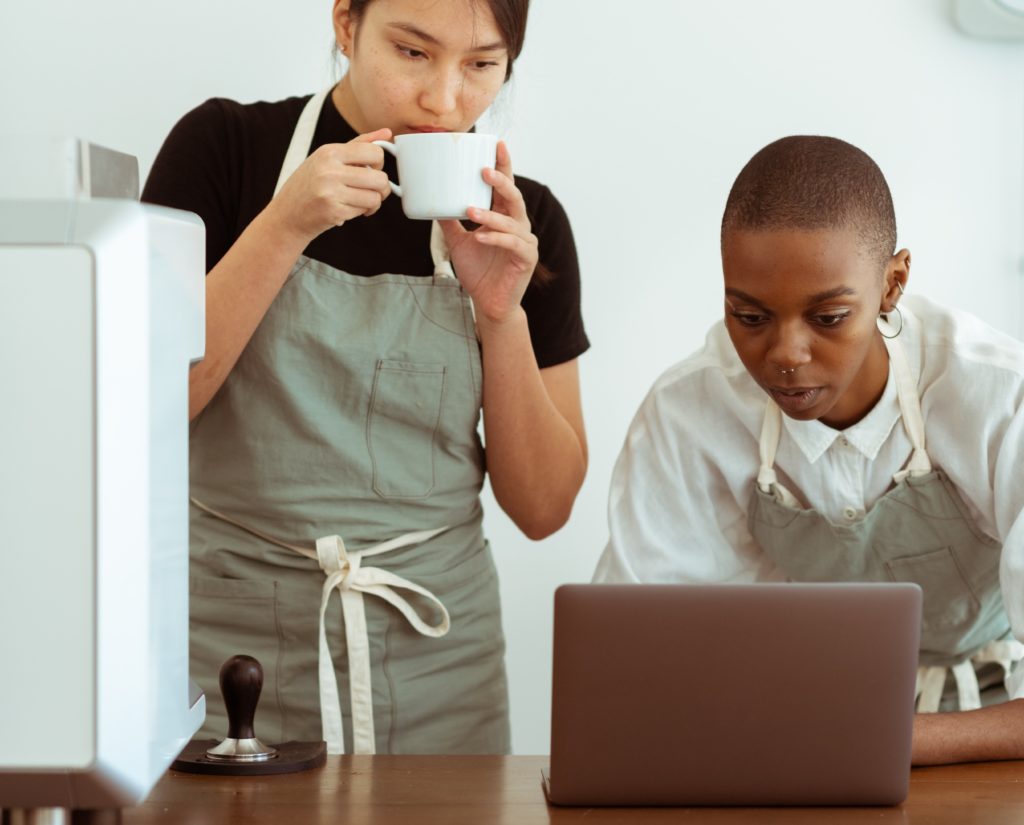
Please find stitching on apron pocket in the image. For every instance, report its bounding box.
[190,575,277,598]
[883,546,981,635]
[367,359,446,499]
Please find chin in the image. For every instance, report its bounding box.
[781,407,823,422]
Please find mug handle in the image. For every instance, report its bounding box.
[372,140,402,198]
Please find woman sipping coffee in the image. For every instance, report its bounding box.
[143,0,588,755]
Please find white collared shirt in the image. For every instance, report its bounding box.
[594,295,1024,694]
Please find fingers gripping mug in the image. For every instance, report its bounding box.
[373,132,499,221]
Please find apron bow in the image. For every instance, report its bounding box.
[190,497,452,755]
[311,530,453,755]
[317,534,360,587]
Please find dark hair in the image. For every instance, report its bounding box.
[721,136,897,271]
[347,0,530,80]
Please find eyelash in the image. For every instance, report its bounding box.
[728,311,852,329]
[394,43,500,70]
[397,44,427,60]
[730,311,767,327]
[814,312,851,328]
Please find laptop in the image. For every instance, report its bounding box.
[544,583,922,807]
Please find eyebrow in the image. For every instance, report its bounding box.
[387,22,506,52]
[725,286,857,308]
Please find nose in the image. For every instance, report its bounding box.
[766,320,812,373]
[420,64,462,117]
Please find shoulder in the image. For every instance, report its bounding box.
[516,174,561,211]
[629,320,764,449]
[143,93,315,269]
[161,94,310,155]
[146,93,312,190]
[909,295,1024,377]
[907,295,1024,437]
[515,174,572,239]
[187,94,310,128]
[649,320,757,399]
[908,295,1024,391]
[904,297,1024,515]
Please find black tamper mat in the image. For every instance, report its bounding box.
[171,739,327,775]
[171,655,326,776]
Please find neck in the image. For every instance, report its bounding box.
[331,76,367,134]
[820,333,891,430]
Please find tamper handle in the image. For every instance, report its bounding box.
[220,654,263,740]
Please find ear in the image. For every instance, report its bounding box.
[881,248,910,313]
[333,0,356,54]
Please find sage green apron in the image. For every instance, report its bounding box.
[749,329,1022,712]
[187,88,510,754]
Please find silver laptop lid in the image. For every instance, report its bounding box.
[548,583,921,806]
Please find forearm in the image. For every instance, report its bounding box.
[478,308,586,540]
[189,207,308,419]
[912,699,1024,765]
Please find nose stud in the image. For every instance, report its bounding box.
[779,368,796,375]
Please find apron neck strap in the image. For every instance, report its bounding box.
[756,400,784,493]
[755,401,801,507]
[884,333,932,479]
[274,87,331,198]
[430,221,457,279]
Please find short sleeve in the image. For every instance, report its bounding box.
[141,99,241,273]
[519,181,589,369]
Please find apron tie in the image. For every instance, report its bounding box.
[191,497,451,755]
[914,639,1024,713]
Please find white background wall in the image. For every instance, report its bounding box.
[3,1,1023,754]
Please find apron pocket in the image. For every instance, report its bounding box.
[367,358,446,499]
[883,546,980,635]
[189,575,285,740]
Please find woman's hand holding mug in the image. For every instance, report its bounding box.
[266,128,394,245]
[439,141,539,327]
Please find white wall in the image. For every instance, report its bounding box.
[3,1,1022,755]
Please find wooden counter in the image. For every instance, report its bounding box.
[121,756,1024,824]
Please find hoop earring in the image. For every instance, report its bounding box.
[878,304,903,339]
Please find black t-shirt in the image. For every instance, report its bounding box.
[142,93,589,369]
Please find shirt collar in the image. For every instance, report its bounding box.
[780,365,902,463]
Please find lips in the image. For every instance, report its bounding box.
[768,386,823,415]
[408,125,449,133]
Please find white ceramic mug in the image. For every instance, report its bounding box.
[373,132,499,221]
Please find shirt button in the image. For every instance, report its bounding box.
[839,436,850,447]
[843,506,859,521]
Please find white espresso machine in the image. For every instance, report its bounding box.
[0,138,206,821]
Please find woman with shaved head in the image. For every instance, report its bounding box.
[596,135,1024,766]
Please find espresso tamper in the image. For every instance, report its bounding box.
[171,655,326,776]
[204,655,278,762]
